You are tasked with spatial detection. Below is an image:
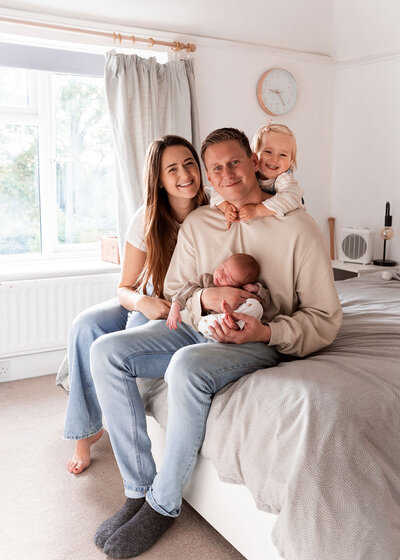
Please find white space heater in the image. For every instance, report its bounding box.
[339,227,374,264]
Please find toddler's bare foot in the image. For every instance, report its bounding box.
[67,429,103,474]
[221,299,240,330]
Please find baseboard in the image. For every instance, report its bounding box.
[0,348,66,383]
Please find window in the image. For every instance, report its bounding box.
[0,67,33,108]
[53,73,115,245]
[0,64,116,258]
[0,122,40,254]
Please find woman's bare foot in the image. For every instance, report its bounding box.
[67,429,104,474]
[221,300,240,330]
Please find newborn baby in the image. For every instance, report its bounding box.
[167,253,270,339]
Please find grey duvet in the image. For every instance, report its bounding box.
[138,273,400,560]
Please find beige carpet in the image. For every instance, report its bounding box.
[0,374,245,560]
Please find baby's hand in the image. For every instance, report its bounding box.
[166,302,182,330]
[217,201,239,230]
[242,283,259,294]
[238,203,259,221]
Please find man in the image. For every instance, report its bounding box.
[91,128,342,558]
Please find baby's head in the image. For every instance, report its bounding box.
[252,123,297,181]
[213,253,260,287]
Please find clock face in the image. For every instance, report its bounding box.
[257,68,297,116]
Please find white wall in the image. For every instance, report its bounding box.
[193,39,334,234]
[333,0,400,61]
[3,3,400,264]
[332,1,400,262]
[0,0,334,56]
[0,8,336,239]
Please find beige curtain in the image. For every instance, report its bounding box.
[104,52,200,255]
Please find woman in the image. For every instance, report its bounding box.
[64,135,207,474]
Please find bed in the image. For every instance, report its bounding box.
[137,272,400,559]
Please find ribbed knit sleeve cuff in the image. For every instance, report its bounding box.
[191,289,204,328]
[172,295,185,310]
[262,199,285,217]
[268,321,285,347]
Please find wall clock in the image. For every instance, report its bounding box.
[257,68,297,116]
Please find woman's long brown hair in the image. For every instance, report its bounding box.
[135,135,207,299]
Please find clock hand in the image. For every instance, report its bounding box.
[269,88,286,105]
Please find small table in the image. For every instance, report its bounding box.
[332,259,397,280]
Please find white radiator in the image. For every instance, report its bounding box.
[0,273,119,358]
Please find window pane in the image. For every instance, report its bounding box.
[0,125,41,255]
[54,74,116,245]
[0,67,30,107]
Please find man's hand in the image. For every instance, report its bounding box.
[201,287,259,314]
[209,312,271,344]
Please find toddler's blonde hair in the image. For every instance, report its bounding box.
[251,122,297,170]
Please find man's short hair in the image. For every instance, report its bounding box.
[201,127,252,165]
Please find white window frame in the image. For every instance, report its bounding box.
[0,41,168,270]
[0,68,108,263]
[0,67,38,114]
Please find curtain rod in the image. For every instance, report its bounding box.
[0,15,196,52]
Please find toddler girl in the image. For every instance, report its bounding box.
[211,122,305,227]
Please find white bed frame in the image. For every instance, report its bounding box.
[146,415,281,560]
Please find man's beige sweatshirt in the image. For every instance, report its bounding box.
[164,206,342,357]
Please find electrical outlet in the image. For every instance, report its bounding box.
[0,360,10,379]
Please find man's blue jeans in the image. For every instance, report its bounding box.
[63,298,149,440]
[90,319,281,517]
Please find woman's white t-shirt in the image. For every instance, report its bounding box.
[125,205,183,252]
[125,189,210,251]
[125,206,147,252]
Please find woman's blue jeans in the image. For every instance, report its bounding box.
[63,298,149,440]
[90,319,281,517]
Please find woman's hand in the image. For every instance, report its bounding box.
[138,295,171,320]
[201,287,259,314]
[118,243,172,320]
[208,312,271,344]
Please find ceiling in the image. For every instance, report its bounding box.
[0,0,334,56]
[2,1,399,61]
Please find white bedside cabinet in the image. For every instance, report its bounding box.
[332,259,398,280]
